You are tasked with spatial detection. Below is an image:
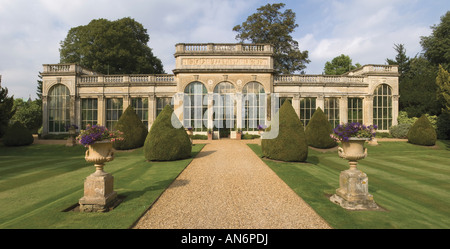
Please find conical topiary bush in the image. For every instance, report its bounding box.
[113,105,148,150]
[2,121,34,146]
[261,101,308,162]
[305,107,337,149]
[407,114,437,146]
[143,105,192,161]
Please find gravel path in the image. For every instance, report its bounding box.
[133,139,331,229]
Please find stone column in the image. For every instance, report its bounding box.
[392,95,399,126]
[97,95,105,126]
[317,95,324,111]
[236,92,243,129]
[207,93,214,130]
[148,95,156,130]
[292,94,300,118]
[70,95,76,126]
[42,96,48,135]
[363,95,373,126]
[340,96,348,124]
[123,95,130,110]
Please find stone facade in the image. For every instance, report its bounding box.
[41,43,399,135]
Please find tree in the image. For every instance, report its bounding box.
[420,11,450,71]
[407,114,437,146]
[436,65,450,114]
[324,54,361,75]
[399,55,440,117]
[60,17,164,75]
[113,105,148,150]
[304,107,337,149]
[233,3,309,74]
[11,99,42,134]
[386,44,410,76]
[2,121,34,146]
[261,101,308,162]
[143,105,191,161]
[0,86,15,138]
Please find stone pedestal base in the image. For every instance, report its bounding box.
[330,168,379,210]
[79,171,117,212]
[66,137,76,147]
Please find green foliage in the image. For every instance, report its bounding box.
[60,17,164,74]
[407,115,437,146]
[389,123,412,138]
[386,44,410,76]
[233,3,309,74]
[242,133,260,139]
[436,112,450,140]
[113,105,148,150]
[143,105,191,161]
[436,65,450,114]
[261,101,308,162]
[420,11,450,71]
[2,121,34,146]
[0,86,15,138]
[11,99,42,134]
[305,107,337,148]
[191,134,207,140]
[399,55,440,116]
[397,111,437,129]
[324,54,361,75]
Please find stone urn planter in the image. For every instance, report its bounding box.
[79,140,118,212]
[330,138,379,210]
[236,131,242,140]
[207,130,213,140]
[66,127,77,147]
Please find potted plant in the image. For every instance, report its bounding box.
[207,129,213,140]
[185,127,193,136]
[330,122,377,169]
[257,124,266,134]
[236,129,242,140]
[329,122,379,210]
[65,124,78,147]
[76,124,124,172]
[76,124,124,212]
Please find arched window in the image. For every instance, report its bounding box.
[242,82,266,131]
[213,82,236,132]
[48,84,70,133]
[373,84,393,130]
[184,82,208,131]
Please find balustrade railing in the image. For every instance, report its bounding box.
[274,75,365,84]
[176,43,273,54]
[79,74,175,84]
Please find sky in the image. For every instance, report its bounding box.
[0,0,448,99]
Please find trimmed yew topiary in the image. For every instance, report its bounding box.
[113,105,148,150]
[2,121,34,146]
[407,114,437,146]
[261,101,308,162]
[143,105,192,161]
[305,107,337,149]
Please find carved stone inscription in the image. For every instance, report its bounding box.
[182,58,268,66]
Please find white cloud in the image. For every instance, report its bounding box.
[0,0,446,98]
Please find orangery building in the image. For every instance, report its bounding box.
[41,43,399,138]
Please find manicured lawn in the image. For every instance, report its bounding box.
[0,143,204,229]
[248,141,450,229]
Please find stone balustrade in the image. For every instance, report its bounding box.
[79,74,175,83]
[347,64,398,75]
[175,43,273,54]
[274,75,366,84]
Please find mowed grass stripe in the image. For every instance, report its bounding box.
[362,158,450,205]
[0,144,205,229]
[0,159,89,192]
[248,142,450,229]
